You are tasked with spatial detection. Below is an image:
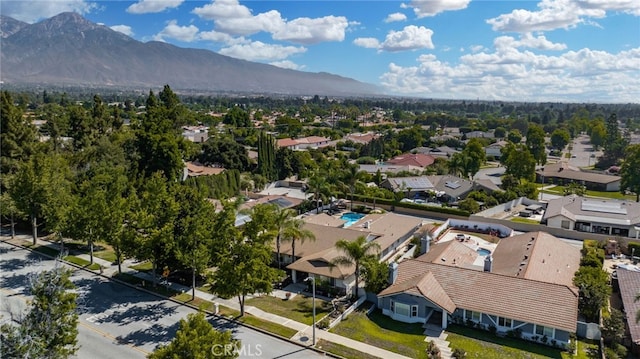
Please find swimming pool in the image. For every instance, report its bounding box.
[477,248,492,256]
[340,212,365,228]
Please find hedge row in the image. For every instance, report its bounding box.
[349,193,470,217]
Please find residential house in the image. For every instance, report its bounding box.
[277,136,331,150]
[542,195,640,238]
[465,130,494,139]
[182,161,224,181]
[344,132,380,145]
[285,212,424,297]
[615,268,640,355]
[377,231,580,348]
[380,177,436,198]
[485,140,509,158]
[182,125,209,143]
[387,153,435,169]
[358,164,423,176]
[536,162,621,192]
[426,175,475,203]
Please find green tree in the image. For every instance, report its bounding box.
[0,91,37,176]
[501,143,536,183]
[589,121,606,151]
[340,165,365,211]
[602,309,625,346]
[280,214,315,266]
[0,185,21,239]
[563,182,587,197]
[128,173,178,286]
[9,153,69,244]
[601,113,629,167]
[308,172,329,214]
[507,129,522,144]
[210,203,279,316]
[271,206,297,269]
[199,136,251,172]
[148,312,238,359]
[1,262,79,359]
[223,106,251,127]
[457,198,480,214]
[550,128,570,151]
[620,144,640,202]
[174,185,214,300]
[526,124,547,165]
[450,138,485,179]
[257,131,277,181]
[573,266,611,322]
[332,236,381,298]
[361,258,390,294]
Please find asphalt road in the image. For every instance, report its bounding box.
[0,241,324,359]
[568,134,602,168]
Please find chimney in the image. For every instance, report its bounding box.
[388,262,399,284]
[484,255,493,272]
[364,220,371,229]
[420,235,431,255]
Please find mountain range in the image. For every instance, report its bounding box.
[0,12,380,96]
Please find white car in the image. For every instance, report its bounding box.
[455,233,467,241]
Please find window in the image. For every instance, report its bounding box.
[535,325,554,338]
[498,317,512,328]
[466,310,481,322]
[411,305,418,317]
[395,302,411,317]
[561,220,570,229]
[390,300,394,313]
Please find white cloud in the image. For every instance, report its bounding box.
[192,0,252,19]
[401,0,471,18]
[153,20,199,42]
[487,0,640,33]
[110,25,133,36]
[272,16,349,44]
[0,0,97,23]
[380,25,434,52]
[385,12,407,23]
[353,37,381,49]
[270,60,306,70]
[194,1,349,44]
[380,45,640,102]
[219,41,306,61]
[494,33,567,51]
[126,0,184,14]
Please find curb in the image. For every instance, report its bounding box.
[1,238,344,359]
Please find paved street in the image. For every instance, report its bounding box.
[567,134,602,168]
[0,240,325,359]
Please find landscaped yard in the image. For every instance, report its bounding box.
[330,308,426,358]
[316,339,380,359]
[446,325,599,359]
[245,294,332,325]
[542,185,635,201]
[331,309,598,359]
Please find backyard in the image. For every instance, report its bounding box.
[541,185,635,201]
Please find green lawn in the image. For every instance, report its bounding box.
[245,294,332,326]
[542,185,635,201]
[130,261,153,272]
[446,325,593,359]
[330,308,427,358]
[510,217,541,224]
[64,255,101,270]
[30,245,60,257]
[94,250,117,263]
[316,339,381,359]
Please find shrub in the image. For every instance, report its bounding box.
[488,325,497,335]
[316,317,331,330]
[604,347,620,359]
[426,340,441,359]
[627,242,640,257]
[452,348,467,359]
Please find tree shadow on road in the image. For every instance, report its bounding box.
[116,321,180,348]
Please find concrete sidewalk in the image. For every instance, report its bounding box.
[4,235,414,359]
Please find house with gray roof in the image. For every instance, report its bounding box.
[542,195,640,238]
[536,162,621,191]
[377,231,580,348]
[616,268,640,355]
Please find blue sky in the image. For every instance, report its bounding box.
[2,0,639,102]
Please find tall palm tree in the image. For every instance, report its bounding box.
[307,172,329,214]
[281,218,315,266]
[332,236,381,298]
[340,165,364,211]
[272,206,298,269]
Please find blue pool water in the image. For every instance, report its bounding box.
[340,212,365,228]
[477,248,492,256]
